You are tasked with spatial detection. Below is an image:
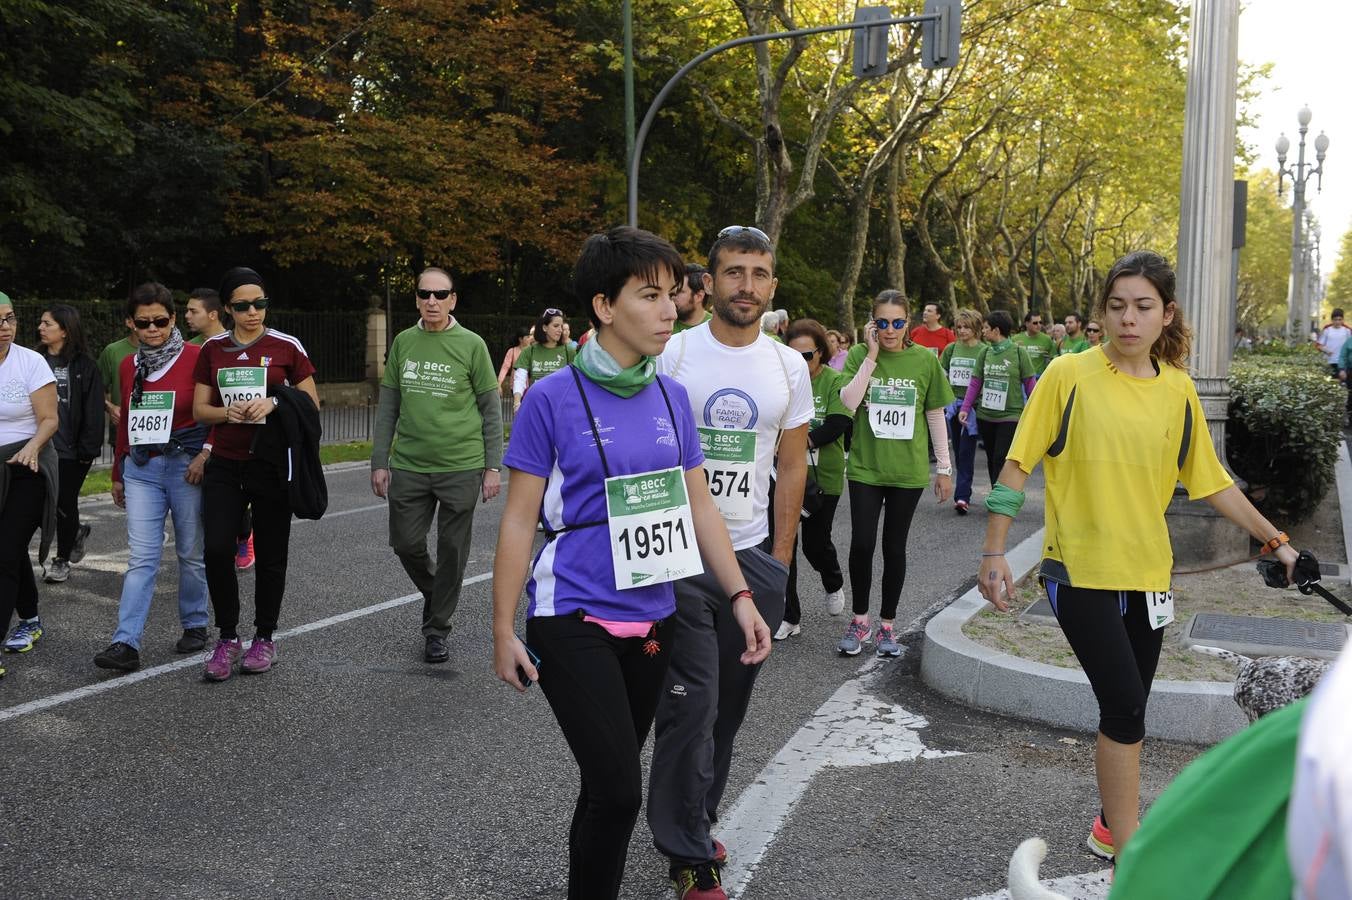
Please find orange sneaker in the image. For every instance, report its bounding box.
[1087,813,1115,860]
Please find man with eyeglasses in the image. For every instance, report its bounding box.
[648,224,810,899]
[371,267,503,664]
[672,263,712,334]
[1013,309,1055,377]
[1059,311,1091,356]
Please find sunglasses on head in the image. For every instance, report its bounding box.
[134,316,172,330]
[874,317,907,331]
[717,225,771,243]
[417,288,453,300]
[542,307,563,317]
[230,297,269,313]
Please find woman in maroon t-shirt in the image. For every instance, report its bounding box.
[192,267,319,682]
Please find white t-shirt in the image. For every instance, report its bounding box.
[1319,325,1350,364]
[0,344,57,447]
[1289,648,1352,899]
[658,322,813,550]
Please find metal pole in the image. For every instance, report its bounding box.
[626,14,936,227]
[1285,123,1308,342]
[623,0,635,172]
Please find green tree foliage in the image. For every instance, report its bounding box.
[1325,227,1352,311]
[1235,169,1293,333]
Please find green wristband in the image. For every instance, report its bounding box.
[985,482,1025,518]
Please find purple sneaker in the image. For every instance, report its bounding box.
[240,638,277,674]
[203,638,242,682]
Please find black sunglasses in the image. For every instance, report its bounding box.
[717,225,771,243]
[417,289,453,300]
[874,317,907,331]
[1086,327,1101,333]
[230,298,269,312]
[800,349,817,361]
[133,316,172,329]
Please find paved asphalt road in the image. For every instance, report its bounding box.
[2,462,1206,899]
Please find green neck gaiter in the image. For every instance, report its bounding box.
[574,333,656,398]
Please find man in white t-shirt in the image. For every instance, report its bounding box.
[648,226,812,898]
[1317,309,1350,374]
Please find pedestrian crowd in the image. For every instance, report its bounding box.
[0,232,1309,900]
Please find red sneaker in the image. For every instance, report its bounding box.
[670,862,726,899]
[1087,813,1115,860]
[236,533,255,570]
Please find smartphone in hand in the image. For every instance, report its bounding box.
[516,637,542,688]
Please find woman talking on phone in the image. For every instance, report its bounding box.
[975,251,1300,864]
[492,227,769,900]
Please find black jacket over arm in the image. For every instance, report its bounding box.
[252,384,327,520]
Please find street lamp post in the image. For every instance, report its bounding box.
[1276,106,1330,342]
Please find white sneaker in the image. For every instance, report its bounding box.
[824,589,845,616]
[773,621,802,641]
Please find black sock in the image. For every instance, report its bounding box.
[256,630,273,641]
[221,628,238,640]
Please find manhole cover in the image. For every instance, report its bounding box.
[1185,613,1348,660]
[1320,562,1341,576]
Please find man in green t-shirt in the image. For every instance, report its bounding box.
[1059,311,1091,355]
[370,267,504,664]
[184,287,227,345]
[96,325,139,428]
[1012,310,1055,376]
[671,263,712,333]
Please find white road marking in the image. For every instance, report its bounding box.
[0,573,492,725]
[719,654,962,897]
[960,867,1112,900]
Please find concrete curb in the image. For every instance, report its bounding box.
[80,457,373,505]
[920,526,1247,745]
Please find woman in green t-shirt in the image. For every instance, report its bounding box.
[776,318,853,640]
[837,291,954,658]
[957,309,1037,489]
[512,307,575,412]
[939,308,984,515]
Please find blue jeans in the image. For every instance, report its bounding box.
[113,453,209,649]
[948,413,978,503]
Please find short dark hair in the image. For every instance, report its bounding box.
[1024,310,1042,323]
[1334,308,1346,319]
[784,318,831,360]
[987,309,1015,338]
[574,226,685,330]
[126,282,173,320]
[707,226,775,275]
[685,263,706,294]
[41,303,90,362]
[189,287,222,317]
[1065,311,1082,325]
[923,302,942,317]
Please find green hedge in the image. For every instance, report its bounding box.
[1226,348,1344,523]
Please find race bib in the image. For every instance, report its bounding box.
[982,377,1009,412]
[127,391,173,447]
[606,467,703,589]
[808,417,822,467]
[699,427,756,521]
[1146,590,1175,630]
[218,367,267,423]
[948,357,975,388]
[867,384,916,440]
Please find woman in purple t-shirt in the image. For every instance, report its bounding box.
[492,227,771,900]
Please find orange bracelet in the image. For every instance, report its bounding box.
[1262,532,1290,554]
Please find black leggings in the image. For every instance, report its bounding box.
[785,492,844,625]
[1,465,45,628]
[976,418,1018,487]
[1048,583,1163,744]
[526,613,673,900]
[847,481,922,620]
[203,457,293,640]
[56,458,92,558]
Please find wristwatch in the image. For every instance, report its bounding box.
[936,465,953,476]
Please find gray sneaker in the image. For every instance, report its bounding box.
[44,559,70,583]
[875,624,901,657]
[838,619,872,656]
[70,524,91,563]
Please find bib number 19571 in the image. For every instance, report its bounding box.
[605,467,703,590]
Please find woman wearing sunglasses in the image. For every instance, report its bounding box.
[776,318,851,639]
[957,309,1038,491]
[1086,320,1104,347]
[192,267,319,681]
[836,290,953,657]
[94,283,210,672]
[30,304,103,590]
[493,227,763,899]
[512,307,575,412]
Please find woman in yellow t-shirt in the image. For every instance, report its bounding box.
[974,251,1300,864]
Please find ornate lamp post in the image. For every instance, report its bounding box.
[1276,106,1330,342]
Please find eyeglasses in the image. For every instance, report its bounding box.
[717,225,771,243]
[0,314,16,328]
[133,316,172,330]
[1086,327,1101,333]
[1028,320,1042,326]
[417,289,453,301]
[874,318,907,331]
[800,349,817,361]
[542,307,563,317]
[230,298,269,312]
